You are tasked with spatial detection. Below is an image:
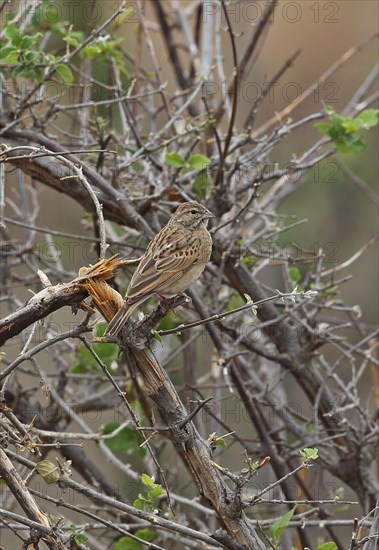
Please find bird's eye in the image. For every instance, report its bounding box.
[190,210,197,215]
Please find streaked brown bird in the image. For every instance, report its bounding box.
[105,201,213,336]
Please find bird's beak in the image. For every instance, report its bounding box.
[203,208,214,219]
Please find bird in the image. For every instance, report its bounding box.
[105,201,214,336]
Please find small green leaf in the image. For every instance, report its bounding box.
[315,122,332,136]
[353,109,378,129]
[63,36,80,47]
[299,447,318,461]
[289,267,301,283]
[271,507,296,546]
[148,485,165,500]
[134,529,156,542]
[141,473,155,488]
[193,172,212,199]
[114,536,142,550]
[55,63,74,85]
[242,255,254,266]
[188,154,211,170]
[34,67,44,83]
[74,533,89,544]
[63,31,85,47]
[4,50,19,65]
[134,494,152,511]
[156,311,181,332]
[103,422,146,456]
[196,72,207,81]
[215,437,228,449]
[317,543,337,550]
[165,152,185,168]
[21,34,42,49]
[0,46,15,60]
[49,515,64,526]
[25,51,42,63]
[5,23,22,47]
[72,329,118,374]
[316,107,378,154]
[336,134,365,153]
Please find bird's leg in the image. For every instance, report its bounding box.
[157,292,190,301]
[157,293,192,314]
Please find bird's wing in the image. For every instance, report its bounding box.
[126,230,201,302]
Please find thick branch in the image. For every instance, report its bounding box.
[118,336,265,549]
[0,283,87,347]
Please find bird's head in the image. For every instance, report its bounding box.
[172,202,214,229]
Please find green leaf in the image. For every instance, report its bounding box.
[193,172,212,199]
[215,437,228,449]
[341,117,359,133]
[4,50,19,65]
[299,447,319,461]
[103,422,146,456]
[83,45,102,58]
[196,71,207,81]
[133,494,152,511]
[317,543,337,550]
[271,507,296,546]
[5,23,22,47]
[316,107,378,154]
[114,530,157,550]
[70,364,86,374]
[114,536,142,550]
[165,152,185,168]
[134,529,156,542]
[289,267,301,283]
[148,485,165,499]
[74,533,89,544]
[34,67,44,83]
[55,64,73,85]
[188,154,211,170]
[141,473,155,488]
[336,134,365,153]
[63,35,80,47]
[21,34,42,49]
[25,51,42,64]
[315,122,332,136]
[72,328,118,374]
[353,109,378,129]
[156,311,181,332]
[242,255,254,266]
[0,46,15,60]
[63,31,85,47]
[12,67,32,78]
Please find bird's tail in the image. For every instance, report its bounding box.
[105,300,139,337]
